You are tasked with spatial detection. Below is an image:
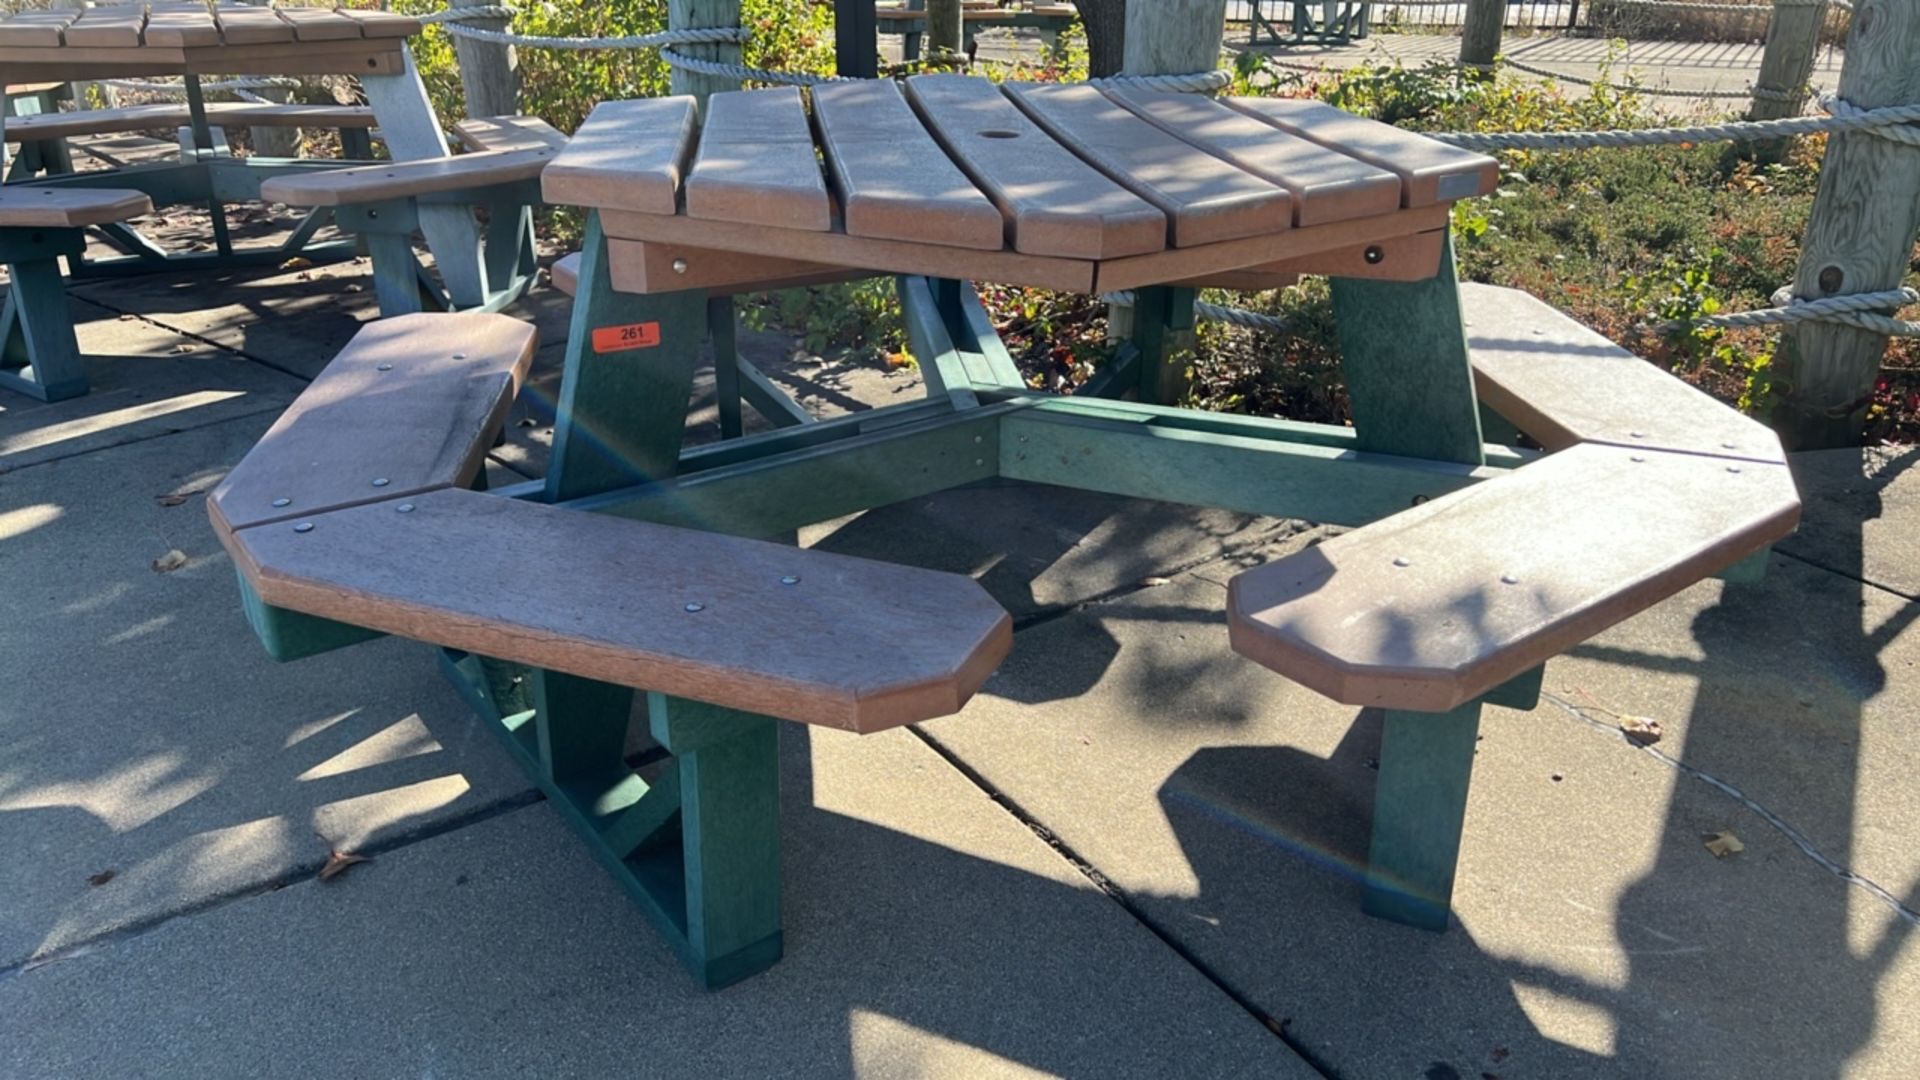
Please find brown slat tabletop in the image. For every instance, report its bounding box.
[543,76,1495,295]
[0,4,415,74]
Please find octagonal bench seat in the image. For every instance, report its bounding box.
[1225,284,1801,931]
[0,185,155,400]
[452,114,567,153]
[212,311,1011,985]
[259,147,558,317]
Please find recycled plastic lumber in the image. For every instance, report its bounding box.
[810,79,1002,250]
[1224,95,1501,207]
[224,488,1013,732]
[553,244,866,297]
[207,312,535,533]
[539,96,696,215]
[0,185,151,227]
[258,147,555,207]
[1228,284,1806,713]
[0,2,427,82]
[1,102,374,142]
[452,113,568,152]
[1460,283,1786,463]
[555,78,1488,292]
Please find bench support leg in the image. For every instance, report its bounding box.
[1127,284,1199,407]
[651,694,784,988]
[0,255,88,402]
[1363,699,1483,931]
[708,295,745,439]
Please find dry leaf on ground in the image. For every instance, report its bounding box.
[316,831,370,883]
[1140,576,1172,587]
[151,549,188,573]
[86,869,116,887]
[1703,830,1745,858]
[318,849,370,882]
[155,493,190,507]
[1619,715,1663,744]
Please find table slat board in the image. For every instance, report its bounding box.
[1226,97,1500,207]
[542,76,1498,295]
[685,85,832,232]
[905,74,1164,260]
[0,10,80,48]
[1003,82,1292,248]
[813,80,1003,251]
[1106,89,1402,228]
[541,97,698,216]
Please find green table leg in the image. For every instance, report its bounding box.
[1362,699,1483,930]
[708,295,745,439]
[1330,229,1484,466]
[545,212,708,502]
[1128,285,1199,406]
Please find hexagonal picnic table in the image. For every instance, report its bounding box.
[210,75,1800,988]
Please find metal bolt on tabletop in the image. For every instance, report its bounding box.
[684,602,705,613]
[272,497,291,508]
[293,522,314,533]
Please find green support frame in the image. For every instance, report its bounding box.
[238,219,1596,984]
[0,226,97,401]
[325,178,545,317]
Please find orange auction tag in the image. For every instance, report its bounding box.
[592,321,662,353]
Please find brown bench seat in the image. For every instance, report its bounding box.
[452,114,567,153]
[1227,441,1800,712]
[1462,282,1785,462]
[2,101,375,142]
[208,312,536,533]
[0,185,151,227]
[1223,285,1802,932]
[258,146,556,206]
[210,312,1010,733]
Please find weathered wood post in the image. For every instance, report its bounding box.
[247,84,299,158]
[1749,0,1827,122]
[926,0,963,61]
[1772,0,1920,448]
[1459,0,1505,71]
[1119,0,1227,404]
[448,0,520,118]
[670,0,745,104]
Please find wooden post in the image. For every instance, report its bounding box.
[1123,0,1227,75]
[1114,1,1226,403]
[1459,0,1505,70]
[1749,0,1826,121]
[670,0,744,105]
[1772,0,1920,449]
[448,0,519,118]
[247,84,298,159]
[926,0,963,60]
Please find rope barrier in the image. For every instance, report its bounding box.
[1658,286,1920,337]
[1429,95,1920,150]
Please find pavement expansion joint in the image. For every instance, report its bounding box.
[1543,692,1920,928]
[0,790,543,983]
[1774,546,1920,605]
[906,724,1336,1076]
